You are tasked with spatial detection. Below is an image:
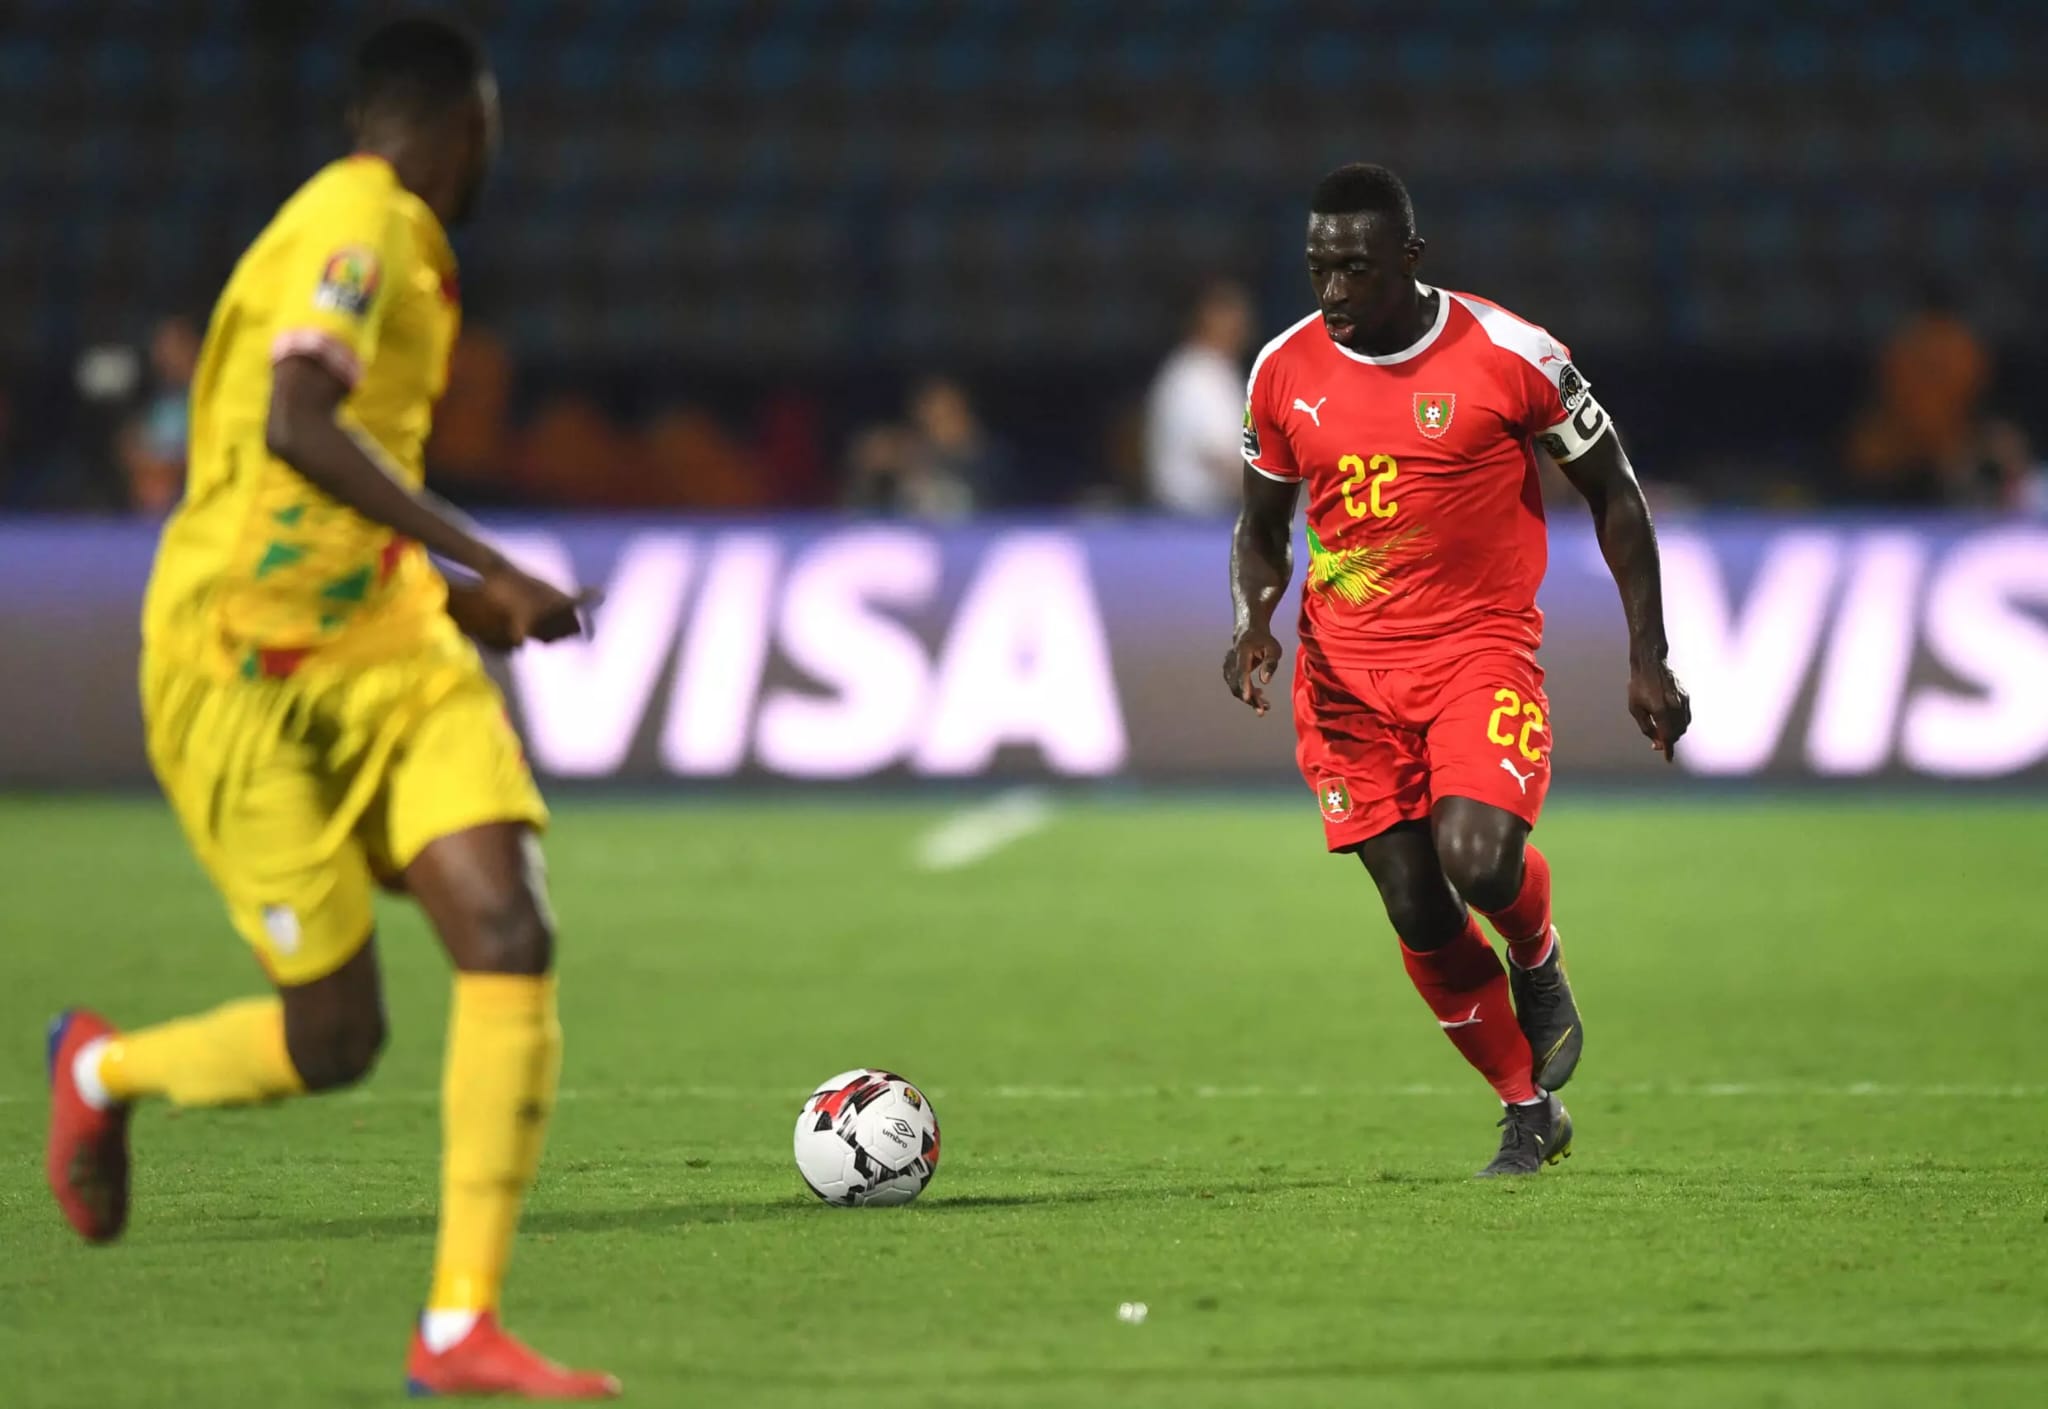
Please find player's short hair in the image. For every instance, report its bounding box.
[1310,163,1416,240]
[352,15,487,124]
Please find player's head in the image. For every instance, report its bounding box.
[348,15,498,226]
[1306,163,1425,349]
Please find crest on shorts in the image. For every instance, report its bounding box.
[261,904,302,956]
[1413,393,1456,439]
[1317,776,1354,823]
[314,245,381,317]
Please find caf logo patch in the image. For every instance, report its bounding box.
[1556,362,1589,412]
[902,1086,923,1109]
[313,245,381,317]
[1413,394,1456,440]
[1317,776,1354,823]
[1241,401,1262,460]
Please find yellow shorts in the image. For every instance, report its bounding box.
[142,632,548,986]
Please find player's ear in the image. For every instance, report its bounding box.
[1404,237,1426,275]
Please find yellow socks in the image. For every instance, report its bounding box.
[427,973,561,1314]
[90,976,562,1322]
[98,996,305,1107]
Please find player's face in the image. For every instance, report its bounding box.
[1306,213,1422,349]
[451,73,500,227]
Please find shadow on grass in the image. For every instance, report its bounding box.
[719,1343,2048,1386]
[157,1174,1350,1243]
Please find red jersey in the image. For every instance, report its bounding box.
[1244,286,1596,668]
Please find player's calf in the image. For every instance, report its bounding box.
[280,941,390,1092]
[284,1007,388,1092]
[1355,822,1468,950]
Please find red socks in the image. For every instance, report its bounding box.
[1481,844,1554,968]
[1401,916,1538,1105]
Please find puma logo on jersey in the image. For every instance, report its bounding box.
[1539,353,1561,366]
[1500,758,1537,794]
[1292,397,1327,426]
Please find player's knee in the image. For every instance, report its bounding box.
[1438,826,1523,913]
[1385,891,1467,949]
[1369,870,1465,949]
[288,1006,388,1092]
[459,893,555,976]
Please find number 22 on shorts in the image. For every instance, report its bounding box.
[1486,688,1547,763]
[1338,453,1399,520]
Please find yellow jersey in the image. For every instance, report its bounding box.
[144,154,461,676]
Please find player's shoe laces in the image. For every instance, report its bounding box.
[1509,927,1583,1091]
[1476,1090,1573,1178]
[44,1008,132,1243]
[405,1312,622,1400]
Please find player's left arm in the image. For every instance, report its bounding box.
[1541,396,1692,761]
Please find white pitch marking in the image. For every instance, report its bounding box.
[910,787,1054,872]
[6,1080,2042,1107]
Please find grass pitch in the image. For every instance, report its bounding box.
[1,794,2044,1408]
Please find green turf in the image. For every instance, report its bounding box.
[1,795,2044,1408]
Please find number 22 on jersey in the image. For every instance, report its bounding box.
[1487,688,1547,763]
[1338,453,1398,520]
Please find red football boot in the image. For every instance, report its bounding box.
[405,1313,622,1399]
[45,1008,132,1243]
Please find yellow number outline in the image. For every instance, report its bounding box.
[1486,689,1548,762]
[1367,453,1398,519]
[1339,452,1400,520]
[1486,688,1521,747]
[1338,454,1369,518]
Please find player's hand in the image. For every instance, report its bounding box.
[1628,658,1691,762]
[476,563,602,648]
[1223,628,1284,715]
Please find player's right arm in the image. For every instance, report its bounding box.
[266,361,589,644]
[1225,365,1302,715]
[262,176,592,646]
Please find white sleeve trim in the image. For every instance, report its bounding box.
[1445,291,1569,386]
[270,329,363,389]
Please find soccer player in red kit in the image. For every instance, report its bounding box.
[1225,164,1691,1176]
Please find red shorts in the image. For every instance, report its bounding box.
[1293,642,1552,851]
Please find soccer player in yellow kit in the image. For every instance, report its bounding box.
[43,18,619,1400]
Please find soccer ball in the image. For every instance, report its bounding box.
[793,1068,941,1207]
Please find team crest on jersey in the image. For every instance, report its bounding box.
[1241,400,1262,460]
[1316,776,1354,823]
[313,245,381,317]
[1413,393,1456,440]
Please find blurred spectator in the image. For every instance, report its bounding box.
[516,394,639,507]
[115,316,200,514]
[1144,280,1252,514]
[641,406,766,510]
[1843,290,2036,509]
[1074,398,1150,511]
[427,329,518,505]
[846,377,1015,519]
[752,392,828,507]
[0,383,17,508]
